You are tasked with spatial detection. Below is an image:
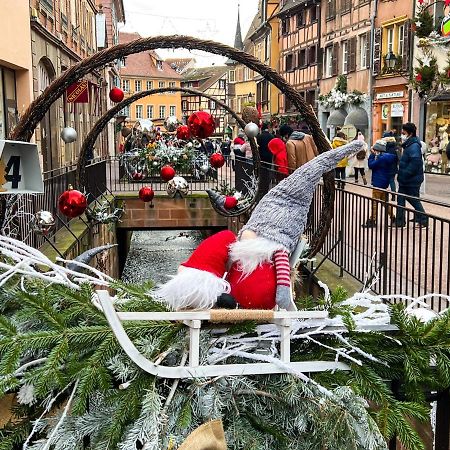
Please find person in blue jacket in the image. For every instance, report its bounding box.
[382,131,399,197]
[362,139,397,228]
[391,123,428,228]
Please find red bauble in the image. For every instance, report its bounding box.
[109,87,125,103]
[209,153,225,169]
[224,196,238,210]
[139,186,155,202]
[58,187,87,218]
[187,111,216,139]
[160,165,176,182]
[132,172,144,181]
[416,73,423,82]
[176,125,191,140]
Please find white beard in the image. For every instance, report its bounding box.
[153,267,230,310]
[229,237,288,275]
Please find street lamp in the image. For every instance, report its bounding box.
[385,51,398,71]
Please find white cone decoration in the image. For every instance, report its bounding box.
[61,127,77,144]
[244,122,259,138]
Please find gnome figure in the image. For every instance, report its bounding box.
[154,141,363,310]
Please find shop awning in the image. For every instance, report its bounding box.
[344,107,369,129]
[327,109,347,127]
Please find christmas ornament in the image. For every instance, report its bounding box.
[242,105,259,124]
[176,125,191,140]
[188,111,216,139]
[209,153,225,169]
[416,73,423,82]
[109,87,124,103]
[224,196,238,210]
[200,164,209,174]
[244,122,260,138]
[160,165,176,182]
[58,186,87,218]
[60,127,77,144]
[31,210,55,236]
[139,186,154,202]
[446,0,450,8]
[167,176,189,198]
[164,116,179,132]
[132,171,144,181]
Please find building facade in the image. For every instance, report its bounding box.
[119,32,182,129]
[181,66,229,137]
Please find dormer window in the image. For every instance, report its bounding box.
[156,60,163,70]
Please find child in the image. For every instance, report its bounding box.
[352,132,368,184]
[268,137,289,181]
[332,132,348,189]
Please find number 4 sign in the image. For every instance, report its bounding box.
[0,140,44,194]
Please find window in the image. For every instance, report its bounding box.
[169,81,176,88]
[122,79,130,92]
[219,79,226,89]
[310,5,318,22]
[158,81,165,88]
[387,27,394,53]
[120,57,126,67]
[209,100,216,110]
[359,34,368,69]
[342,41,348,74]
[169,105,176,116]
[282,18,289,35]
[159,105,166,118]
[135,105,143,119]
[146,81,153,90]
[326,0,336,19]
[286,54,294,71]
[182,100,188,111]
[40,0,54,13]
[309,45,317,65]
[135,80,141,92]
[341,0,351,13]
[120,105,130,117]
[324,46,333,77]
[398,24,405,56]
[297,11,305,28]
[156,60,163,70]
[298,49,307,68]
[229,70,236,82]
[147,105,154,118]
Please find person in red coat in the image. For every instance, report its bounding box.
[268,137,289,180]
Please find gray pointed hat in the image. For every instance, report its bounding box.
[241,140,363,253]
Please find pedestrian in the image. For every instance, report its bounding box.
[332,132,348,189]
[241,138,253,159]
[268,137,289,181]
[220,137,231,166]
[362,140,397,228]
[391,122,428,228]
[352,131,368,184]
[280,124,318,172]
[382,131,399,197]
[232,133,245,160]
[256,122,275,198]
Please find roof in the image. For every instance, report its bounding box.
[278,0,319,16]
[119,32,181,79]
[165,58,196,73]
[181,66,228,91]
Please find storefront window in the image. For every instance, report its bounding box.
[3,68,17,136]
[425,100,450,174]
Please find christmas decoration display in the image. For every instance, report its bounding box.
[166,176,189,198]
[242,105,259,124]
[109,86,125,103]
[160,165,176,182]
[0,235,448,450]
[244,122,259,138]
[30,210,55,236]
[156,141,362,311]
[176,124,191,140]
[319,75,367,109]
[60,127,77,144]
[209,152,225,169]
[85,200,124,225]
[187,111,216,139]
[411,47,439,97]
[138,186,155,202]
[164,115,180,132]
[58,185,87,218]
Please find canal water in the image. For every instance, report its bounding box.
[121,230,204,284]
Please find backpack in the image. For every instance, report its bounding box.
[356,149,366,160]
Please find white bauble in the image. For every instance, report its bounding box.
[244,122,259,138]
[60,127,77,143]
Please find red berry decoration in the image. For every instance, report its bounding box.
[160,165,176,182]
[416,73,423,82]
[109,87,124,103]
[176,125,191,140]
[209,153,225,169]
[139,186,154,202]
[224,196,238,210]
[132,171,144,181]
[187,111,216,139]
[58,185,87,218]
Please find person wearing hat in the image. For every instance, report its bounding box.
[268,137,289,181]
[362,140,397,228]
[382,131,399,196]
[155,139,363,310]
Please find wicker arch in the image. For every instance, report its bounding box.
[10,35,333,256]
[77,86,259,218]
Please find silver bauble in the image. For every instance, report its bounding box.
[200,164,209,174]
[61,127,77,143]
[31,210,56,236]
[164,115,179,132]
[153,161,159,167]
[244,122,260,138]
[166,176,189,198]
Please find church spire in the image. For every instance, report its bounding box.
[226,4,244,66]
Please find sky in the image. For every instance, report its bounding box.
[120,0,259,66]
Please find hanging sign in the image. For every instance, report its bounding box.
[391,103,404,118]
[0,140,44,194]
[66,80,89,103]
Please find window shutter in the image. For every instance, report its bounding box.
[332,42,339,76]
[372,28,382,76]
[348,37,357,72]
[365,31,371,69]
[402,20,412,72]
